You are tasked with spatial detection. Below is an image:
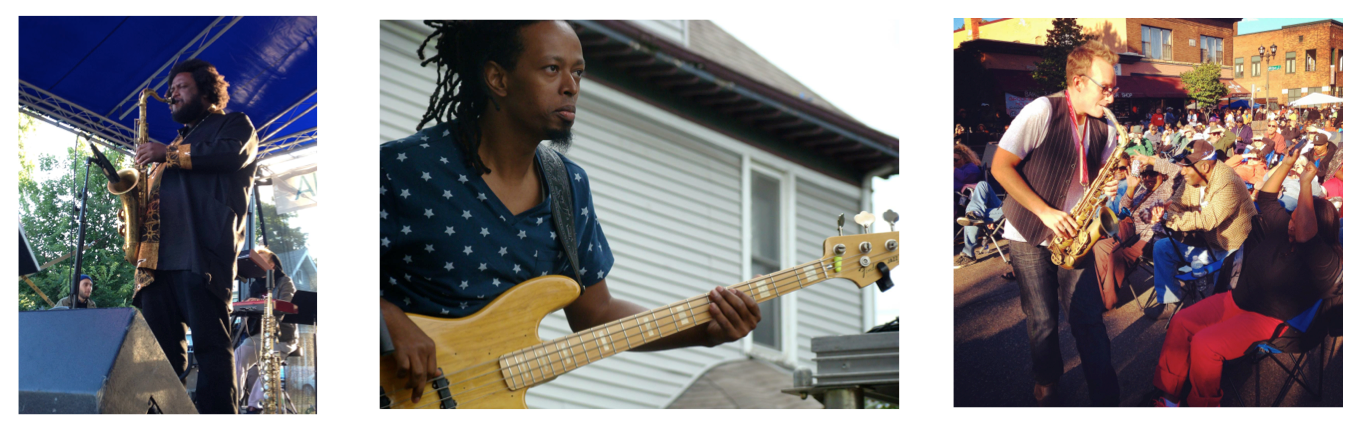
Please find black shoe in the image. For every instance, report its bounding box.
[954,254,977,269]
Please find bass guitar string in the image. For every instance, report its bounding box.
[385,247,894,408]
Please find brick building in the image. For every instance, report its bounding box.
[1231,19,1343,108]
[955,18,1247,124]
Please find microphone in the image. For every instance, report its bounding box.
[86,140,121,184]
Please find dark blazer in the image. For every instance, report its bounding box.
[156,111,259,301]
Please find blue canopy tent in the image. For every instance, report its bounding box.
[18,16,317,160]
[1226,99,1253,109]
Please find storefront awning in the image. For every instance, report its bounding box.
[989,69,1047,98]
[1115,75,1188,98]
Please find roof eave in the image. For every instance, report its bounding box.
[574,20,897,174]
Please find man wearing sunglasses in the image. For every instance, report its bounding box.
[990,40,1122,406]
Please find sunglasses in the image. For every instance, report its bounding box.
[1080,74,1119,97]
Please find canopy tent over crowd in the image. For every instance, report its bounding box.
[18,16,318,173]
[1289,92,1345,107]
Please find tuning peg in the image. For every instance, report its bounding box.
[854,211,875,233]
[836,213,844,237]
[882,209,898,231]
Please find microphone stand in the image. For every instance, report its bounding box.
[68,158,99,309]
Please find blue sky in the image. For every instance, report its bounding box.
[1238,18,1342,34]
[953,18,1342,33]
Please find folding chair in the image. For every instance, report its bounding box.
[972,216,1009,264]
[1224,298,1342,406]
[955,182,1009,265]
[1164,245,1242,325]
[1123,253,1156,311]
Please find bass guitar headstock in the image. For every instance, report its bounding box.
[822,210,899,291]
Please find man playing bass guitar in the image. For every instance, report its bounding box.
[379,21,761,405]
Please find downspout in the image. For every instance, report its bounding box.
[859,164,896,331]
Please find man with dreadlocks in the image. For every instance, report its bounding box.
[378,21,763,404]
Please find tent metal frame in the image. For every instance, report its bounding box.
[19,80,148,152]
[110,16,243,120]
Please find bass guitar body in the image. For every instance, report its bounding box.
[379,275,580,409]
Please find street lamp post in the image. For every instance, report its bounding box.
[1259,44,1277,109]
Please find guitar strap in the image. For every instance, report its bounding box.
[537,144,585,294]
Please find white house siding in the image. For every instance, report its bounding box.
[379,20,866,408]
[630,20,688,46]
[793,179,866,373]
[526,75,749,409]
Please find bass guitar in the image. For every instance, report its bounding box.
[379,230,899,409]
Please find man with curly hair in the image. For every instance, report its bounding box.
[134,58,258,414]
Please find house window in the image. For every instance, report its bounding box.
[1142,25,1172,60]
[1200,36,1223,64]
[1252,55,1261,77]
[1340,50,1344,72]
[749,171,782,351]
[1288,88,1303,104]
[1306,49,1317,72]
[1286,52,1296,74]
[1235,57,1244,76]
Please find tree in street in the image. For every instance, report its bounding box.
[1032,18,1097,95]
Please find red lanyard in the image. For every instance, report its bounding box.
[1064,90,1089,186]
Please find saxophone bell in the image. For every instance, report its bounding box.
[1048,106,1129,270]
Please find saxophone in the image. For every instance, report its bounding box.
[1048,107,1129,270]
[107,88,170,265]
[259,272,287,414]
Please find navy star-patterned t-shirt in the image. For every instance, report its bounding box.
[379,121,612,318]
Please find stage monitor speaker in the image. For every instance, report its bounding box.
[19,308,197,414]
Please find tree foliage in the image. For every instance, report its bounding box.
[1182,63,1227,110]
[253,199,309,255]
[19,120,137,310]
[17,115,310,310]
[1032,18,1097,95]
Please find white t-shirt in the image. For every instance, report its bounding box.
[996,97,1118,245]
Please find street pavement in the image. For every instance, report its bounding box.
[953,240,1342,407]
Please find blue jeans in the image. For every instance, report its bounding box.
[1152,237,1189,304]
[962,181,1004,258]
[1009,241,1120,406]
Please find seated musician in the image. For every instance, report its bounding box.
[1151,147,1342,407]
[54,274,98,309]
[378,21,760,404]
[1130,140,1255,309]
[234,250,297,413]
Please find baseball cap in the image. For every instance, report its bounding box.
[1174,140,1218,165]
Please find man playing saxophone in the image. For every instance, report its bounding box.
[990,40,1123,406]
[130,58,258,414]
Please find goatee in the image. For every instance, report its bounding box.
[545,129,573,152]
[171,100,209,125]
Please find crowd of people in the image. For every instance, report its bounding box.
[953,40,1343,407]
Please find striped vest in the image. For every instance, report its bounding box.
[1001,93,1109,244]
